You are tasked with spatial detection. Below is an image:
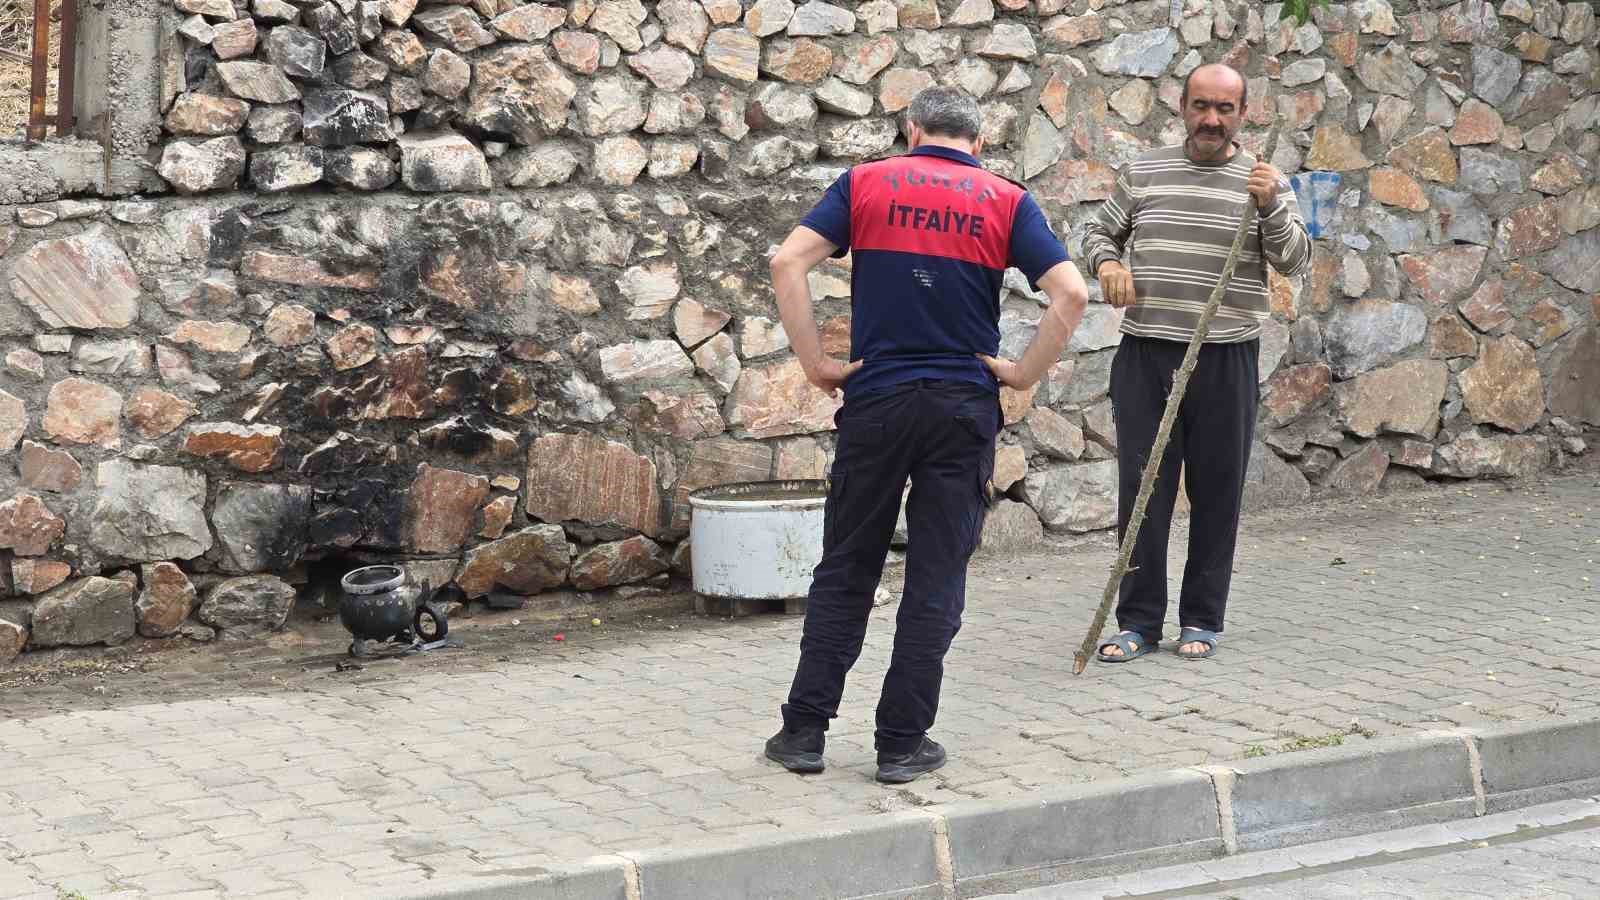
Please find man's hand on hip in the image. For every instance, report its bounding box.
[1247,160,1281,208]
[976,354,1028,389]
[805,356,863,397]
[1098,260,1137,308]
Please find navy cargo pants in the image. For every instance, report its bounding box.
[1110,335,1259,646]
[781,379,998,756]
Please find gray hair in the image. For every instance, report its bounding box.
[907,86,982,141]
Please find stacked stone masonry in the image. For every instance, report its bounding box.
[0,0,1596,658]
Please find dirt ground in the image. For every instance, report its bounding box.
[3,451,1594,721]
[0,582,713,719]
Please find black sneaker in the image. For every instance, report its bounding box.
[765,726,825,774]
[875,737,946,784]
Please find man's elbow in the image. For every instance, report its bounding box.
[1047,283,1088,329]
[1275,248,1311,279]
[1068,278,1089,309]
[770,249,806,279]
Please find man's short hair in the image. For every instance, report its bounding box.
[1180,64,1249,109]
[907,86,982,141]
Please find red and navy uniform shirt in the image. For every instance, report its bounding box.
[799,145,1069,399]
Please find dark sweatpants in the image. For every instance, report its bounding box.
[781,379,997,756]
[1109,335,1258,646]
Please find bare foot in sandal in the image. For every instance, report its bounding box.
[1096,631,1154,661]
[1176,627,1218,659]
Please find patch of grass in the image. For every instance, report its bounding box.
[57,889,88,900]
[1282,732,1345,752]
[1246,724,1377,759]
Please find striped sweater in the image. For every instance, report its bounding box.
[1081,143,1312,345]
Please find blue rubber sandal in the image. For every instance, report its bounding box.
[1177,627,1219,660]
[1096,631,1156,663]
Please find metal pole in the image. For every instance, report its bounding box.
[26,0,48,141]
[55,0,75,136]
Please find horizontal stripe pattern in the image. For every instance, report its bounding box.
[1082,144,1312,345]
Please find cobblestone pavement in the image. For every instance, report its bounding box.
[2,468,1598,898]
[996,797,1600,899]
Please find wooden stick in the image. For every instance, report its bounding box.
[1072,124,1282,676]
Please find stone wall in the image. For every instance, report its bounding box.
[0,0,1598,660]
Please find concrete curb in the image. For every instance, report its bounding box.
[943,769,1222,897]
[1224,731,1477,852]
[381,715,1600,900]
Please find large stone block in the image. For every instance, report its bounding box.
[1323,299,1427,378]
[184,422,283,472]
[726,358,842,439]
[217,61,301,103]
[570,535,670,590]
[398,131,491,191]
[1548,326,1600,426]
[456,524,572,597]
[1548,229,1600,293]
[411,5,495,51]
[19,440,82,493]
[198,575,297,636]
[137,562,198,638]
[43,377,122,449]
[405,464,491,553]
[8,226,141,330]
[0,493,65,557]
[88,460,212,562]
[526,433,663,537]
[464,45,576,142]
[666,437,774,535]
[1334,359,1448,438]
[977,500,1044,554]
[1263,363,1332,427]
[1243,440,1311,511]
[1435,432,1548,478]
[1091,28,1178,77]
[1022,461,1118,533]
[601,340,694,383]
[211,483,313,573]
[1460,335,1545,433]
[29,577,136,648]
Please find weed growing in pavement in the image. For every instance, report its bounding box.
[1244,723,1377,758]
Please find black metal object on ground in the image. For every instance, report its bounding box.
[338,564,455,658]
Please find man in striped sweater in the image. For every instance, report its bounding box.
[1081,63,1311,663]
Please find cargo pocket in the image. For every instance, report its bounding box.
[952,412,998,558]
[822,472,847,551]
[824,421,883,550]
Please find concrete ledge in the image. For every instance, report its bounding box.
[378,856,630,900]
[628,810,943,900]
[943,769,1222,898]
[377,715,1600,899]
[1474,717,1600,813]
[1227,732,1477,852]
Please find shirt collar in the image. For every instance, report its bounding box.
[909,145,981,168]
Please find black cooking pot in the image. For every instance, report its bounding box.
[339,565,448,650]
